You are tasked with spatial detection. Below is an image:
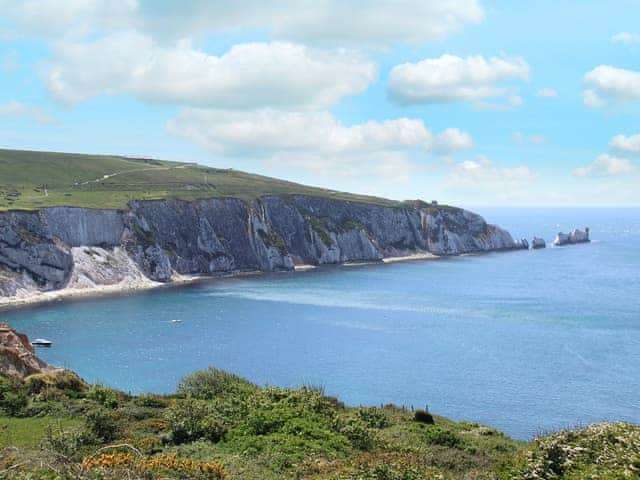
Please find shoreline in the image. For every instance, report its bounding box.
[0,251,446,311]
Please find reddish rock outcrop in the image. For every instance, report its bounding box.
[0,323,54,378]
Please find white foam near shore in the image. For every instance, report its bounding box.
[294,264,316,271]
[382,252,438,263]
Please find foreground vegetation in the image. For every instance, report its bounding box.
[1,369,638,479]
[0,148,399,210]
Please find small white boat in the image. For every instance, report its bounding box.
[31,338,52,347]
[170,319,182,324]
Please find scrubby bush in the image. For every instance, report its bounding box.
[40,424,88,461]
[357,407,391,429]
[0,375,28,416]
[87,385,122,408]
[177,367,257,400]
[245,408,285,436]
[423,426,463,448]
[133,393,170,408]
[164,398,218,444]
[201,413,228,443]
[0,390,28,416]
[337,417,378,451]
[25,370,86,396]
[413,409,434,424]
[85,408,121,442]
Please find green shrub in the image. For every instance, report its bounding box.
[85,408,121,442]
[164,398,216,444]
[201,413,228,443]
[177,367,258,400]
[40,424,87,461]
[423,426,463,448]
[87,385,122,408]
[413,409,434,424]
[357,407,391,429]
[25,371,86,396]
[133,393,170,408]
[337,417,377,451]
[0,390,28,416]
[245,408,287,436]
[0,375,28,416]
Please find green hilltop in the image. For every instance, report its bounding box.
[0,148,399,211]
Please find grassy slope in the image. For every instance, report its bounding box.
[1,369,638,480]
[0,148,399,211]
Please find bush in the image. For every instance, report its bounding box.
[87,385,122,408]
[245,408,287,436]
[85,408,121,442]
[177,367,257,400]
[133,393,170,408]
[423,426,463,448]
[25,371,86,396]
[357,407,391,429]
[337,417,378,451]
[0,376,28,416]
[40,424,87,461]
[0,390,28,416]
[201,413,228,443]
[164,398,216,444]
[413,409,434,424]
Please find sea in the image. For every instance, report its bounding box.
[2,207,639,440]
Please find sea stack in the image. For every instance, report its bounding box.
[531,237,546,249]
[553,227,590,246]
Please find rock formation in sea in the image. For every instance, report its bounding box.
[0,195,526,304]
[553,228,590,246]
[0,323,55,378]
[531,237,546,249]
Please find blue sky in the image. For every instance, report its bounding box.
[1,1,639,206]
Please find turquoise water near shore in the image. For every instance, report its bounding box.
[3,207,639,439]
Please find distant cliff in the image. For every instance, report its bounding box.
[0,195,522,305]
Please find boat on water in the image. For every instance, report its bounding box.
[31,338,52,347]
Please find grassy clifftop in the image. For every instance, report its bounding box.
[0,148,399,211]
[1,367,639,479]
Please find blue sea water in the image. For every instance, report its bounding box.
[2,207,639,439]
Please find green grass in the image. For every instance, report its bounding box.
[0,416,82,448]
[0,148,400,211]
[1,369,637,479]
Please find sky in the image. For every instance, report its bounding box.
[1,1,640,206]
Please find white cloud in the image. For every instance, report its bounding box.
[573,154,636,177]
[433,128,473,153]
[0,0,484,45]
[512,132,547,145]
[167,108,467,155]
[0,101,54,124]
[167,108,472,180]
[583,65,640,108]
[582,89,606,108]
[388,54,529,105]
[447,155,538,190]
[42,34,376,109]
[611,32,640,44]
[610,134,640,154]
[0,0,137,38]
[536,88,559,98]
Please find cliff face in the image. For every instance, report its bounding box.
[0,323,54,377]
[0,195,521,303]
